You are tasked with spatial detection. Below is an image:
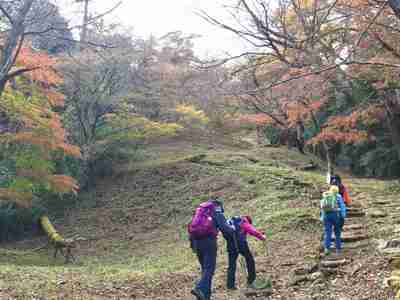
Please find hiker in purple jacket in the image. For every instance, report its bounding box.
[188,198,233,300]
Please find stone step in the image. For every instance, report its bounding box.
[374,200,393,205]
[320,259,347,268]
[333,233,369,243]
[343,224,364,231]
[320,267,337,276]
[367,209,388,218]
[375,204,398,208]
[380,247,400,258]
[243,288,273,298]
[343,240,369,249]
[347,207,363,212]
[348,203,364,208]
[347,211,366,218]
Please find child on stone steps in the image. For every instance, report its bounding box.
[320,185,347,255]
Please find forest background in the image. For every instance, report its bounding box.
[2,0,400,240]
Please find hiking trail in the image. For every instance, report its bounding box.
[0,138,397,299]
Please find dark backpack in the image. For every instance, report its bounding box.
[188,201,217,239]
[330,175,341,185]
[227,216,242,231]
[330,175,345,197]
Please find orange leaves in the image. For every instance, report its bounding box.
[12,132,80,158]
[326,111,360,129]
[309,128,369,145]
[48,175,79,195]
[15,46,62,85]
[308,106,384,145]
[42,89,64,107]
[3,45,81,159]
[0,45,81,203]
[0,188,33,208]
[60,143,82,158]
[287,99,324,126]
[238,113,274,125]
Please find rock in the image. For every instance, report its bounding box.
[333,233,369,242]
[380,247,400,257]
[387,239,400,248]
[375,239,389,251]
[347,210,366,218]
[320,267,337,276]
[248,179,256,184]
[343,224,364,231]
[341,240,370,250]
[185,154,206,163]
[243,288,272,297]
[367,209,387,218]
[389,257,400,268]
[377,225,400,234]
[377,239,400,255]
[320,259,347,268]
[309,272,323,281]
[289,275,309,286]
[374,200,394,206]
[293,263,319,276]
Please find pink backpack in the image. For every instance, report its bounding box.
[188,201,217,239]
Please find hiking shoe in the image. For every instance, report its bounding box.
[227,286,237,290]
[248,279,272,289]
[191,288,206,300]
[247,282,257,289]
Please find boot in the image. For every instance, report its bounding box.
[191,288,206,300]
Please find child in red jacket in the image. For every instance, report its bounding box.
[223,215,266,290]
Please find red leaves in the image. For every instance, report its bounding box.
[15,46,62,85]
[308,105,385,145]
[238,113,274,125]
[309,129,370,145]
[1,45,82,202]
[48,175,79,195]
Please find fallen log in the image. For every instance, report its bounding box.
[39,215,76,263]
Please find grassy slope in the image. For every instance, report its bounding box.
[0,136,396,299]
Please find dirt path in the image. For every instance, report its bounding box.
[192,185,394,300]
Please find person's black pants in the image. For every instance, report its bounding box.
[227,241,256,289]
[192,237,217,300]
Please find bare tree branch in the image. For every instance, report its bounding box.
[0,4,14,24]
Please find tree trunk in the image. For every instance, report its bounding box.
[296,120,305,154]
[384,97,400,161]
[310,111,333,177]
[79,0,90,51]
[0,0,34,96]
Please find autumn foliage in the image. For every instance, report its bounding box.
[0,45,80,206]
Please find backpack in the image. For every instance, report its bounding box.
[227,216,242,231]
[320,191,338,212]
[188,201,217,239]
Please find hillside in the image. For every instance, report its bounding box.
[0,136,397,299]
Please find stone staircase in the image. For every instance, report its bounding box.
[372,197,400,299]
[319,204,369,275]
[286,202,371,289]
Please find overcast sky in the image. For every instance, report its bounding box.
[55,0,252,58]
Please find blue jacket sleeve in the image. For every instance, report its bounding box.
[213,206,234,235]
[337,195,346,218]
